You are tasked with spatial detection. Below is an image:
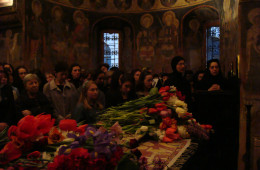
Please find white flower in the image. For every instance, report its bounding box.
[42,152,52,163]
[175,100,188,109]
[177,125,190,138]
[175,107,187,118]
[167,96,178,106]
[140,126,148,132]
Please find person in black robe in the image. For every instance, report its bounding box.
[164,56,192,110]
[197,59,229,91]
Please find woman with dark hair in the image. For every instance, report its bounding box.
[0,69,16,129]
[131,69,141,88]
[73,81,103,124]
[197,59,229,91]
[136,70,153,98]
[3,63,14,74]
[2,69,19,101]
[68,63,83,89]
[13,66,28,93]
[106,74,136,108]
[164,56,192,109]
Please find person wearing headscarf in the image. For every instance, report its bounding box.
[197,59,229,91]
[164,56,192,110]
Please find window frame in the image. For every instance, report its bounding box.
[101,30,122,69]
[203,20,220,64]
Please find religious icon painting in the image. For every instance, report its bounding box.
[69,0,84,7]
[114,0,132,10]
[160,0,177,7]
[138,0,155,10]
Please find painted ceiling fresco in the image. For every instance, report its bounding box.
[48,0,212,13]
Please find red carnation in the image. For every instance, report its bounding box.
[59,119,77,131]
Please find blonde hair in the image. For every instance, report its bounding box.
[79,80,103,110]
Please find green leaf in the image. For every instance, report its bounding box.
[116,154,139,170]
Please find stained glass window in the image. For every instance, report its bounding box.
[0,0,13,7]
[103,32,119,68]
[206,26,220,61]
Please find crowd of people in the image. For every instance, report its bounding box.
[0,56,231,131]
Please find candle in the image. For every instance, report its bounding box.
[237,54,240,78]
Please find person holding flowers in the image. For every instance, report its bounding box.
[73,80,104,124]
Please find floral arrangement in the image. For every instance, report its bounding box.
[0,114,142,169]
[99,86,212,143]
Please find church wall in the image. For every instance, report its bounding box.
[22,0,218,73]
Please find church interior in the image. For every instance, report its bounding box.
[0,0,260,169]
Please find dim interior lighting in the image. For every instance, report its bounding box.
[0,0,13,7]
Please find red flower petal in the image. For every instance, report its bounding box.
[35,114,55,135]
[0,142,22,164]
[59,119,77,131]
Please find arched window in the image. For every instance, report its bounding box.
[206,26,220,61]
[102,31,120,68]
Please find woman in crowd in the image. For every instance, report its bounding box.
[68,63,83,89]
[1,69,19,101]
[164,56,192,110]
[16,74,53,119]
[106,74,136,108]
[73,80,103,124]
[13,66,28,93]
[197,59,229,91]
[131,69,141,88]
[31,69,47,92]
[136,70,153,98]
[0,69,16,130]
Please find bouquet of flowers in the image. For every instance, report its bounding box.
[99,86,213,143]
[0,114,142,169]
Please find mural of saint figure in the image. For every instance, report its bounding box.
[158,11,179,59]
[0,30,20,65]
[70,10,89,66]
[136,14,157,64]
[138,0,155,10]
[28,0,46,69]
[69,0,84,7]
[90,0,107,9]
[160,0,177,7]
[49,6,68,65]
[114,0,131,10]
[245,8,260,92]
